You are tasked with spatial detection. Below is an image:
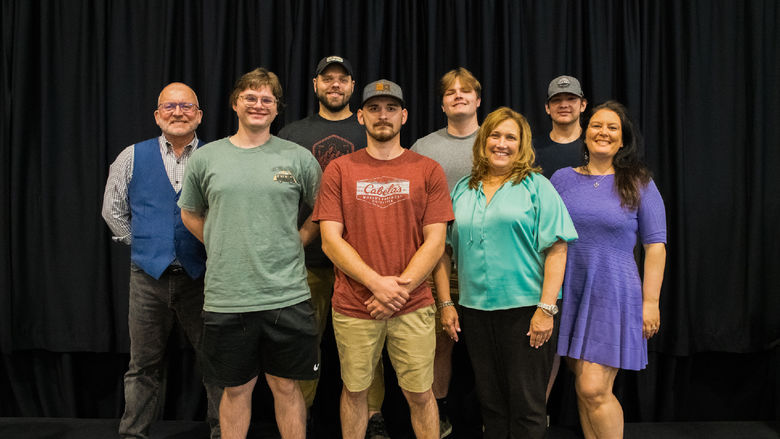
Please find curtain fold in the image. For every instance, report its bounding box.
[1,0,778,425]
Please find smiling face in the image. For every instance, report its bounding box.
[441,78,481,121]
[484,118,521,175]
[313,64,355,113]
[232,85,278,132]
[584,108,623,161]
[545,92,587,126]
[154,83,202,142]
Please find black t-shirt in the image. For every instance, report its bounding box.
[278,113,367,267]
[533,136,584,178]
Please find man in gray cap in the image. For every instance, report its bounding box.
[533,75,588,178]
[313,79,454,439]
[278,55,390,438]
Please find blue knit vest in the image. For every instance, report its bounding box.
[129,137,206,280]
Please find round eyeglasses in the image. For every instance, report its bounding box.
[238,95,277,107]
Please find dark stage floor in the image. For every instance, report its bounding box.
[0,418,778,439]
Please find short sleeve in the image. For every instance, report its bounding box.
[311,159,344,224]
[178,152,207,213]
[638,179,667,244]
[533,174,578,252]
[447,177,470,267]
[422,161,455,226]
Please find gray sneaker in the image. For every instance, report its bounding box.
[366,413,391,439]
[439,416,453,438]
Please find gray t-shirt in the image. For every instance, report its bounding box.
[178,136,322,312]
[411,127,476,191]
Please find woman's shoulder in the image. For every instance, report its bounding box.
[547,166,578,190]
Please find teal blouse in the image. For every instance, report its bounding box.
[449,172,578,310]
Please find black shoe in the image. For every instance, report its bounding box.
[365,413,391,439]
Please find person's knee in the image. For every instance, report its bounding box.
[343,386,369,402]
[265,374,298,397]
[402,388,434,408]
[224,377,257,399]
[575,376,610,406]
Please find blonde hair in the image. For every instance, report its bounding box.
[439,67,482,99]
[468,107,540,189]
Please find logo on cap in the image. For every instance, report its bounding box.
[557,77,571,88]
[376,83,390,91]
[326,56,343,63]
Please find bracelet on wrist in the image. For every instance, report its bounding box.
[436,300,455,310]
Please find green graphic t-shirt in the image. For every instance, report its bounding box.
[179,136,321,312]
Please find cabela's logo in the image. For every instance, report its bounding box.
[356,176,410,208]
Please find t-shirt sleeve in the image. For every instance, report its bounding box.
[299,151,322,210]
[534,174,578,252]
[638,179,667,244]
[177,152,207,213]
[422,161,455,225]
[311,159,344,224]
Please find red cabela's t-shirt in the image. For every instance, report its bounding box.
[312,148,454,319]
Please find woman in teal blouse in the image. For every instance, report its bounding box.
[435,107,577,438]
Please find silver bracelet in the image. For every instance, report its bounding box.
[436,300,455,310]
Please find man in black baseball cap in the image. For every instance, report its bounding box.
[533,75,588,178]
[278,57,393,438]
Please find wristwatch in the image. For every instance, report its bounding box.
[537,302,559,316]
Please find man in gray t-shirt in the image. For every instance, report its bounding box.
[410,67,482,438]
[411,68,481,192]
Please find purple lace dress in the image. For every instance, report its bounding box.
[550,167,666,370]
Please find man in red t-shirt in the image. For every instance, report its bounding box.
[313,79,453,439]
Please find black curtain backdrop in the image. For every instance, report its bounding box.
[2,0,779,433]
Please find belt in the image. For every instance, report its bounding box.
[164,265,186,275]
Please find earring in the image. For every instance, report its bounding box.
[584,150,589,162]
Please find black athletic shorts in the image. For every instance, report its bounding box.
[200,299,320,387]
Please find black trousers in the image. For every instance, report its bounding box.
[461,305,560,439]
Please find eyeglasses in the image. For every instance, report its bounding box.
[158,102,199,114]
[239,95,277,107]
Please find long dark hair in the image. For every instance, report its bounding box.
[582,101,651,210]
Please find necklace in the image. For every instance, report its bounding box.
[582,165,613,188]
[593,174,609,188]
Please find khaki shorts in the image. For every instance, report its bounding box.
[332,305,436,393]
[428,267,460,336]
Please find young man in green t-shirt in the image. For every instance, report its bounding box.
[179,68,322,439]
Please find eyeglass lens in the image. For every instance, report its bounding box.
[241,95,276,106]
[160,102,197,114]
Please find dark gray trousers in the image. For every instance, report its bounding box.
[119,265,221,439]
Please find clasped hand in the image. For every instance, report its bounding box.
[365,276,411,320]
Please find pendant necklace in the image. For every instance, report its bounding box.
[593,174,609,188]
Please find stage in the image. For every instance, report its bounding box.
[0,418,777,439]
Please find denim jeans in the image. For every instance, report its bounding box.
[119,264,222,439]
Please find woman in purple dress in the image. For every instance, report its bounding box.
[550,101,667,438]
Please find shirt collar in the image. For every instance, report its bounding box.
[159,134,199,156]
